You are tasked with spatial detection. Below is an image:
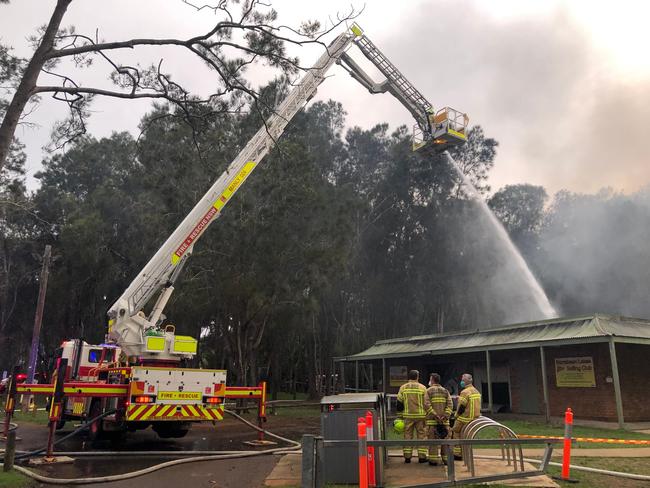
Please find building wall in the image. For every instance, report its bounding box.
[542,343,618,421]
[521,342,650,422]
[615,343,650,422]
[359,340,650,422]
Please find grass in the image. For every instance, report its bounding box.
[545,457,650,488]
[8,409,50,426]
[0,471,34,488]
[495,419,650,448]
[383,417,650,452]
[415,458,650,488]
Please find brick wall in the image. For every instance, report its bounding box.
[507,342,650,422]
[542,343,617,421]
[616,343,650,422]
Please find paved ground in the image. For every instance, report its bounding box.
[2,414,319,487]
[266,453,559,487]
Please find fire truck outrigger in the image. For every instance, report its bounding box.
[5,23,467,445]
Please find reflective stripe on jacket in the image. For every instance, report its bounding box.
[426,384,452,425]
[456,385,481,423]
[397,381,430,419]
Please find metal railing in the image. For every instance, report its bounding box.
[460,416,524,476]
[302,434,562,488]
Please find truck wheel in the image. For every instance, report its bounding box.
[152,422,191,439]
[56,419,66,430]
[88,400,104,443]
[108,430,127,447]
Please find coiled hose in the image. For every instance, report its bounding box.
[1,409,300,485]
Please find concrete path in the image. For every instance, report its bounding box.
[266,453,559,487]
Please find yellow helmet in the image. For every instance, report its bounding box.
[393,418,405,434]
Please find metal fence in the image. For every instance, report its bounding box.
[302,435,563,488]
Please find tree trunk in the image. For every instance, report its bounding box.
[0,0,72,170]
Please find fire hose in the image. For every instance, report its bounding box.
[1,409,300,485]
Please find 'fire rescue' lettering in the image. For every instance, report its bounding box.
[171,161,257,264]
[157,391,202,401]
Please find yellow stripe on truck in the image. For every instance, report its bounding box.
[156,405,172,417]
[128,405,147,420]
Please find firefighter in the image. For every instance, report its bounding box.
[397,369,430,463]
[452,373,482,459]
[425,373,452,465]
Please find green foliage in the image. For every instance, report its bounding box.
[489,184,548,239]
[0,470,34,488]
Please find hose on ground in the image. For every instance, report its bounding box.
[1,421,18,433]
[0,409,300,485]
[1,410,117,462]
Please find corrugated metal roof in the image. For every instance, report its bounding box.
[342,314,650,360]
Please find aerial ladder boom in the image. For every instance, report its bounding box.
[107,24,468,362]
[339,24,468,151]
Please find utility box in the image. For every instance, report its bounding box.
[320,393,386,485]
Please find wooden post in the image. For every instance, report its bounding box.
[485,350,493,415]
[22,245,52,413]
[2,430,16,472]
[381,358,387,395]
[608,339,625,428]
[3,365,19,438]
[540,346,550,423]
[26,245,52,384]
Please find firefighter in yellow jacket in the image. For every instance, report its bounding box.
[426,373,452,465]
[397,369,431,463]
[452,373,482,459]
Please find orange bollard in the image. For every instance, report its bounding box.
[561,408,574,480]
[358,418,369,488]
[365,411,376,487]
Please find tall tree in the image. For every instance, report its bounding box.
[0,139,40,369]
[0,0,355,170]
[488,184,547,258]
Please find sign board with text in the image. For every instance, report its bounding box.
[555,357,596,387]
[389,366,408,387]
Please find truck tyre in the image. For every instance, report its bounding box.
[108,430,127,447]
[152,422,191,439]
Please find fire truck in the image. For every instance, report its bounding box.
[8,23,467,442]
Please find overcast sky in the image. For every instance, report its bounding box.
[3,0,650,195]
